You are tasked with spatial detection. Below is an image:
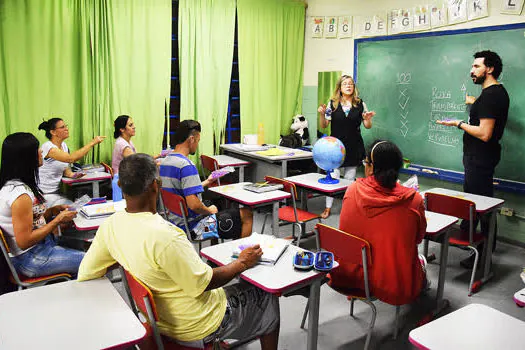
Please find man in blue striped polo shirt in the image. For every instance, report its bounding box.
[159,120,253,240]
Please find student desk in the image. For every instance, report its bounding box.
[73,200,126,231]
[200,238,337,350]
[0,277,146,350]
[210,154,250,182]
[208,183,290,236]
[425,210,458,313]
[220,143,312,181]
[424,188,504,286]
[62,171,111,197]
[284,173,352,210]
[409,303,525,349]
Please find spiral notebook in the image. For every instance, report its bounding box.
[243,183,283,193]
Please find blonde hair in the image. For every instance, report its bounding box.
[330,75,361,109]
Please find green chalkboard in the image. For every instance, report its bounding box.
[356,24,525,182]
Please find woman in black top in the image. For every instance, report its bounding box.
[318,75,375,218]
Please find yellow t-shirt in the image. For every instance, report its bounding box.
[78,211,226,341]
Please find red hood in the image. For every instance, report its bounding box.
[352,176,418,218]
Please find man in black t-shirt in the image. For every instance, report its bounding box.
[437,50,509,267]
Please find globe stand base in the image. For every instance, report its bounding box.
[318,171,340,184]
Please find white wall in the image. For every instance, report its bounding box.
[304,0,525,85]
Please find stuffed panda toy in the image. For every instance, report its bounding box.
[279,115,310,148]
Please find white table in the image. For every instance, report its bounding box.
[208,182,290,236]
[73,200,126,231]
[0,277,146,350]
[220,143,312,181]
[285,173,353,210]
[409,303,525,349]
[425,210,458,313]
[424,188,504,285]
[62,171,112,197]
[200,238,336,350]
[211,154,250,182]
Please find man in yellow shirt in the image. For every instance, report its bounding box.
[78,154,279,349]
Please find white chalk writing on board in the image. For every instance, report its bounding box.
[427,85,463,147]
[397,72,412,137]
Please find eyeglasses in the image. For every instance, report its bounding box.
[342,83,355,87]
[54,124,68,130]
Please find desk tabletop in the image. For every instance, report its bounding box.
[425,210,458,235]
[73,200,126,231]
[221,143,312,162]
[62,171,112,184]
[211,154,250,167]
[284,173,352,194]
[201,237,330,294]
[423,188,504,213]
[0,277,146,350]
[208,182,290,206]
[409,303,525,350]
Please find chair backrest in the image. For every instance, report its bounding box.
[264,175,298,200]
[425,192,475,222]
[101,161,114,178]
[200,155,221,186]
[159,189,193,241]
[0,227,24,287]
[316,223,373,298]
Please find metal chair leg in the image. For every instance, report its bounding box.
[423,239,429,258]
[468,246,479,296]
[350,298,355,316]
[363,300,377,350]
[300,300,309,329]
[260,212,270,235]
[294,223,303,246]
[393,305,400,340]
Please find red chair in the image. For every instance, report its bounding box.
[101,161,114,178]
[425,192,485,296]
[160,189,214,252]
[262,176,321,246]
[200,155,230,187]
[301,224,401,350]
[0,228,71,290]
[120,267,213,350]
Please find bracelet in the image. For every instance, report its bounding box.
[457,121,464,129]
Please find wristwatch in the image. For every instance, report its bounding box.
[457,121,464,129]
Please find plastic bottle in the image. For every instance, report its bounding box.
[257,123,265,145]
[325,106,332,121]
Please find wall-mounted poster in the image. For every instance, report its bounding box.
[413,5,431,31]
[338,16,352,38]
[500,0,524,14]
[448,0,468,24]
[324,16,338,38]
[312,17,324,38]
[468,0,489,20]
[431,4,448,28]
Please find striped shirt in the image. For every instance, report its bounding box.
[159,153,203,228]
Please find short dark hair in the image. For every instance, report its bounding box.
[0,132,44,202]
[474,50,503,79]
[38,118,63,140]
[366,140,403,189]
[119,153,158,196]
[113,115,131,139]
[174,120,201,145]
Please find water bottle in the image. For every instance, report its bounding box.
[325,106,332,121]
[112,174,123,202]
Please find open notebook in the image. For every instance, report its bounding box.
[80,201,126,218]
[232,233,290,265]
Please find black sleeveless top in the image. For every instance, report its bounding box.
[329,100,365,167]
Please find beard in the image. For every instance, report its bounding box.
[471,72,486,85]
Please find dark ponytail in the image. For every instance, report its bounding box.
[38,118,63,140]
[366,140,402,189]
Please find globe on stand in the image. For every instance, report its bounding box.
[312,136,346,184]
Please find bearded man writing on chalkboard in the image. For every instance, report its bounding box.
[437,50,509,268]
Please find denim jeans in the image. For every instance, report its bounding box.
[11,235,84,278]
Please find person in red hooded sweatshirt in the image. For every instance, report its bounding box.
[331,140,427,306]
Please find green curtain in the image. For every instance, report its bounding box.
[237,0,305,145]
[317,71,341,136]
[178,0,236,164]
[0,0,171,162]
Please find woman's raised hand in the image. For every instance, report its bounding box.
[362,111,376,121]
[318,104,327,114]
[91,136,106,145]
